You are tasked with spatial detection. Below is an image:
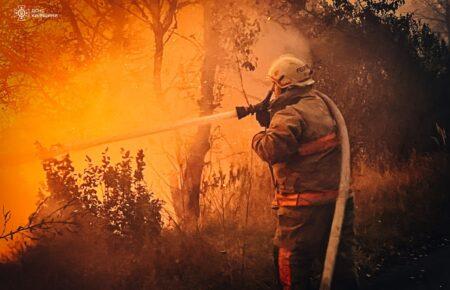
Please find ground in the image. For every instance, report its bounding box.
[365,237,450,290]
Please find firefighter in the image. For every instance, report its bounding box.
[252,55,357,290]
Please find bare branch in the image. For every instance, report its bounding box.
[132,1,152,24]
[163,11,178,45]
[171,31,203,50]
[114,1,151,24]
[60,0,91,58]
[235,56,250,106]
[1,206,11,238]
[0,198,78,241]
[178,0,197,10]
[162,0,178,32]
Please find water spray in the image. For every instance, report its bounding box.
[0,102,269,167]
[33,86,276,160]
[36,110,240,160]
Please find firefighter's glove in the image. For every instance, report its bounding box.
[256,109,271,128]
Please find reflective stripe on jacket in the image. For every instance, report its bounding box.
[252,86,341,205]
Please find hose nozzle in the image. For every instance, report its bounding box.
[235,105,258,119]
[235,87,275,120]
[235,76,284,120]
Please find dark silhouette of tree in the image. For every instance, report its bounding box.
[60,0,91,60]
[264,0,450,164]
[120,0,195,101]
[413,0,450,43]
[0,0,118,110]
[0,2,66,109]
[172,0,260,229]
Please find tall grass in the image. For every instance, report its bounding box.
[0,150,449,289]
[353,152,450,277]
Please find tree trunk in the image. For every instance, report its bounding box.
[445,0,450,46]
[109,0,126,53]
[172,0,219,230]
[60,0,90,60]
[153,25,164,101]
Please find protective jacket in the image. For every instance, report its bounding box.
[252,86,341,206]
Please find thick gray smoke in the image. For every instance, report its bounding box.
[242,21,312,97]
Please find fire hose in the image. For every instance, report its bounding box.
[317,93,351,290]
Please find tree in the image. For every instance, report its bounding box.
[0,2,66,110]
[171,0,260,229]
[413,0,450,43]
[265,0,449,163]
[0,0,113,111]
[169,0,218,229]
[121,0,194,101]
[60,0,91,60]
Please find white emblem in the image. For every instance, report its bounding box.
[14,5,29,21]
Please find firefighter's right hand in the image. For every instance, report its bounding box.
[256,109,271,128]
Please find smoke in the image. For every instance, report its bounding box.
[219,19,312,152]
[0,5,202,253]
[241,20,312,96]
[0,4,312,254]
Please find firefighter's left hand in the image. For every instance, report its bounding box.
[256,109,271,128]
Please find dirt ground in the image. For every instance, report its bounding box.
[364,240,450,290]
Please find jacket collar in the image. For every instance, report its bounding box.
[270,85,314,113]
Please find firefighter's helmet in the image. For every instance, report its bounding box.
[268,54,315,88]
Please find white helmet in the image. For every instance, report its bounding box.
[268,54,315,88]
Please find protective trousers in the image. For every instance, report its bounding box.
[273,197,358,290]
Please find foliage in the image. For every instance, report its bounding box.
[211,0,261,73]
[0,2,70,110]
[300,0,449,164]
[321,0,450,76]
[38,149,163,243]
[0,152,276,290]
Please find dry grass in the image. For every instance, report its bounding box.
[0,152,449,289]
[352,152,450,277]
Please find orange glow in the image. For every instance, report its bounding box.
[0,3,312,254]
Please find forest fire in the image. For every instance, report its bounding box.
[1,1,450,290]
